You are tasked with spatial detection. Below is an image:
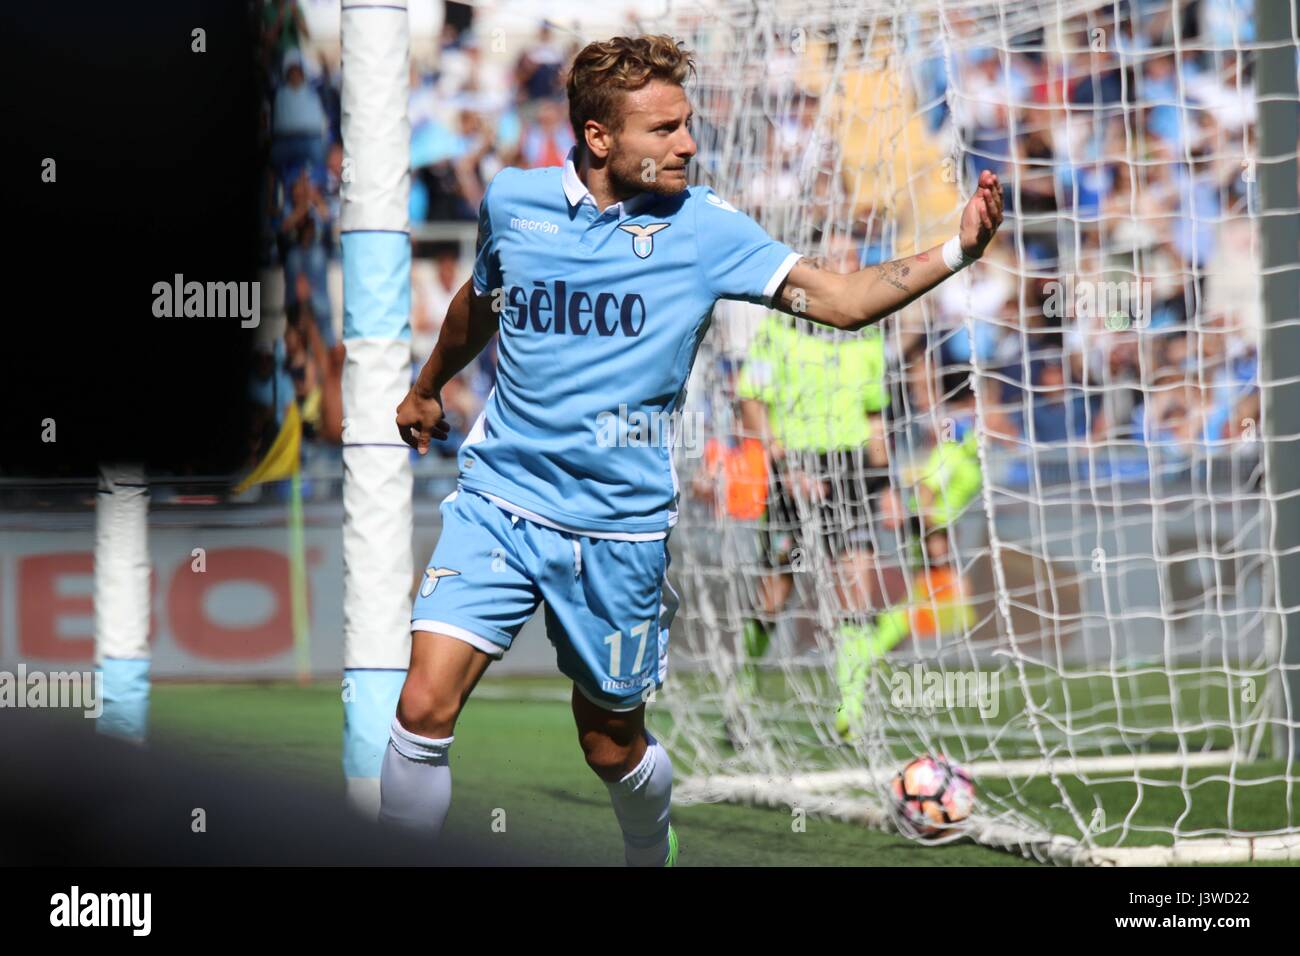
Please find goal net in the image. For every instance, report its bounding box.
[647,0,1300,863]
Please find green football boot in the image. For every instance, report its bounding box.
[736,618,771,700]
[724,618,772,749]
[664,824,679,867]
[834,609,910,740]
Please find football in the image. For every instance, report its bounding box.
[890,755,975,838]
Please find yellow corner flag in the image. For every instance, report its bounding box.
[234,400,302,494]
[233,399,311,682]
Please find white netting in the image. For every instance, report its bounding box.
[641,0,1300,863]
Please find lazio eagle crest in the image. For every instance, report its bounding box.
[619,222,670,259]
[419,567,460,598]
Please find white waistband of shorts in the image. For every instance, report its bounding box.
[475,491,669,542]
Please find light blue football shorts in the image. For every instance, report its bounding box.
[411,488,677,711]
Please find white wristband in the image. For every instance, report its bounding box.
[942,235,976,273]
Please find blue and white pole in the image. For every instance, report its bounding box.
[94,462,151,744]
[339,0,413,816]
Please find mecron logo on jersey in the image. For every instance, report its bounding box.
[504,280,647,336]
[509,216,559,234]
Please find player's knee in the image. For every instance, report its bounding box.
[580,733,637,783]
[396,683,460,739]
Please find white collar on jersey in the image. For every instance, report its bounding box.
[561,147,653,220]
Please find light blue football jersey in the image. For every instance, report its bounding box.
[462,148,800,538]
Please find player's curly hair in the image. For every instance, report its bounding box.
[566,35,695,157]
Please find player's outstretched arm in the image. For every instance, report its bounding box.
[397,279,497,454]
[774,170,1004,331]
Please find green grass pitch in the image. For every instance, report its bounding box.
[146,678,1297,865]
[148,679,1035,866]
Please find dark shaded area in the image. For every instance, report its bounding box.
[0,709,542,866]
[2,0,261,480]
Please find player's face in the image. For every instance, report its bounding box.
[609,80,696,197]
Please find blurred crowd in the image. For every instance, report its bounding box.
[408,21,577,221]
[247,2,578,475]
[919,0,1265,463]
[247,0,1281,487]
[699,0,1270,477]
[249,0,345,464]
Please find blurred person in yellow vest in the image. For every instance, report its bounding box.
[835,393,983,739]
[727,236,894,715]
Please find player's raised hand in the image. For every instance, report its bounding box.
[396,386,450,455]
[959,169,1004,260]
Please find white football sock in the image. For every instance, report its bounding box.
[378,717,454,839]
[604,730,674,866]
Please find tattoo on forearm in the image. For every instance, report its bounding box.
[874,260,912,294]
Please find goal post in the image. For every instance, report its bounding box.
[339,0,414,817]
[1257,0,1300,763]
[648,0,1300,864]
